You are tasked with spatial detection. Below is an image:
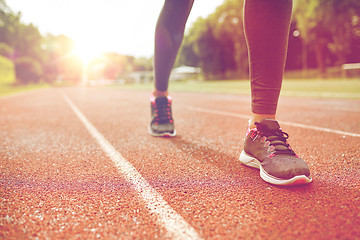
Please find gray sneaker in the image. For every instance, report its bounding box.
[239,119,312,185]
[148,96,176,137]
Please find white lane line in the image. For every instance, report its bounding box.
[62,94,202,240]
[281,91,360,99]
[278,120,360,138]
[186,106,360,138]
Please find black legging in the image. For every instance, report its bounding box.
[154,0,194,92]
[244,0,292,115]
[154,0,292,115]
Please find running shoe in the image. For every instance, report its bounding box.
[239,119,312,185]
[149,95,176,137]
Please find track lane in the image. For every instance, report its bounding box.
[62,93,202,240]
[1,89,165,239]
[61,87,360,239]
[1,87,360,239]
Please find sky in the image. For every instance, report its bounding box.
[6,0,225,58]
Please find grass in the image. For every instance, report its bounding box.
[112,78,360,99]
[1,53,359,99]
[0,83,50,97]
[280,79,360,98]
[0,55,15,86]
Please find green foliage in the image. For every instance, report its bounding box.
[210,0,247,73]
[0,55,15,85]
[178,0,359,78]
[0,3,22,45]
[178,0,246,80]
[0,0,46,83]
[0,1,80,84]
[113,78,360,99]
[294,0,360,71]
[41,34,84,83]
[16,23,44,62]
[14,57,43,84]
[0,3,43,62]
[85,53,152,82]
[101,53,135,79]
[1,0,153,86]
[133,57,153,72]
[0,42,13,57]
[0,83,49,97]
[1,0,359,85]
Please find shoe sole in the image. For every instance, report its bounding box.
[239,150,312,186]
[148,126,176,137]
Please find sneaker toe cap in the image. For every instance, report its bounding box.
[151,123,174,133]
[262,155,311,180]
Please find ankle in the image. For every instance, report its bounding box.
[249,113,276,129]
[153,89,169,98]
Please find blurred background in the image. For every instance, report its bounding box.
[0,0,359,89]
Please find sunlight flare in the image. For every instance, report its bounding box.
[72,39,104,65]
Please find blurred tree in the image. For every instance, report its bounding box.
[102,53,124,80]
[175,35,199,69]
[43,34,83,83]
[14,57,42,84]
[0,0,6,8]
[133,57,153,72]
[0,42,13,58]
[17,23,44,63]
[189,17,219,79]
[58,55,82,83]
[101,53,134,79]
[0,1,46,83]
[0,4,43,60]
[211,0,246,77]
[85,53,151,82]
[294,0,360,74]
[286,21,302,70]
[178,0,246,79]
[326,1,360,65]
[41,34,60,82]
[0,1,22,58]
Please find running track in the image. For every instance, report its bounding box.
[1,87,360,239]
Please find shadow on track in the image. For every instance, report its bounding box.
[165,135,317,191]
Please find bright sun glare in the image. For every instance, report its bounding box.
[73,39,104,65]
[71,38,106,85]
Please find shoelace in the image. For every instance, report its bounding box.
[255,122,296,156]
[153,100,173,124]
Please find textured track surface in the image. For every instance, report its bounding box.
[1,87,360,239]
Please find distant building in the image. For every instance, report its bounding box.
[170,65,201,81]
[123,66,200,84]
[127,71,153,83]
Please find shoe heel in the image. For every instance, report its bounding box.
[239,150,260,169]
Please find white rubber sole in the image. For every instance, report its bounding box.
[239,150,312,186]
[148,126,176,137]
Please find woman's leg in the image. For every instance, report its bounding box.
[149,0,194,137]
[243,0,293,127]
[240,0,311,186]
[153,0,194,97]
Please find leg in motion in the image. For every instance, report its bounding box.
[240,0,312,185]
[149,0,194,137]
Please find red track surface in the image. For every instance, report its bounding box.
[1,87,360,239]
